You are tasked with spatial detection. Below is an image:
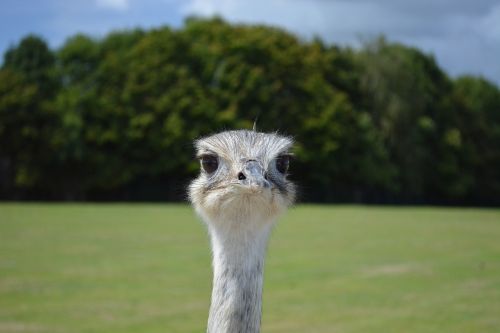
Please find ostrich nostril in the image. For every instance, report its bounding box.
[238,172,246,180]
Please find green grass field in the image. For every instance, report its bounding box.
[0,204,499,333]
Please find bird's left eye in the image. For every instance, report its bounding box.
[200,155,219,174]
[275,155,290,174]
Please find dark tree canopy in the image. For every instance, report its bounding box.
[0,19,499,205]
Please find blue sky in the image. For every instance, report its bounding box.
[1,0,499,85]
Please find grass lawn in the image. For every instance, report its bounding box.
[0,204,499,333]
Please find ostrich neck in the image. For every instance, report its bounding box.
[207,220,273,333]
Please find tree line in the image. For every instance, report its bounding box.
[1,17,499,205]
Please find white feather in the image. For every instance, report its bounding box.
[189,130,296,333]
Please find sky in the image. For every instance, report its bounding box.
[1,0,499,85]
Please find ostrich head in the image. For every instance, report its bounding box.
[188,129,296,333]
[189,130,296,228]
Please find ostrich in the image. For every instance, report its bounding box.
[188,130,296,333]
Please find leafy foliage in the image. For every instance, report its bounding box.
[0,18,499,204]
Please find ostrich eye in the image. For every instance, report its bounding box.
[200,155,218,174]
[275,155,290,174]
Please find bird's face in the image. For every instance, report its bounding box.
[189,130,296,227]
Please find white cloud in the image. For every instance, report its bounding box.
[96,0,129,11]
[480,3,500,42]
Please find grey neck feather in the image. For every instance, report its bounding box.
[207,224,272,333]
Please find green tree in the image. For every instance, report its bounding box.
[451,76,500,204]
[0,36,59,196]
[1,20,499,204]
[358,38,452,201]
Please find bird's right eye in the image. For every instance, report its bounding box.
[200,155,219,174]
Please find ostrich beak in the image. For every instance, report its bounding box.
[238,160,271,189]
